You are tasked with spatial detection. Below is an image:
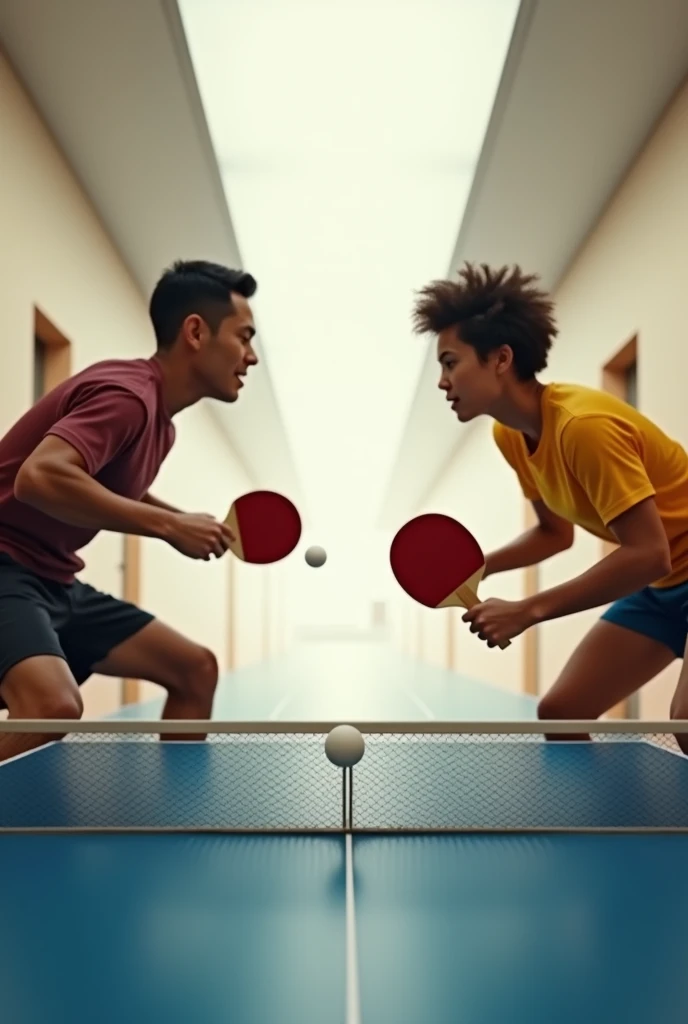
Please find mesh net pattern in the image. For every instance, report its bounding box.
[1,727,688,832]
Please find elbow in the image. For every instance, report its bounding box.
[14,462,48,506]
[650,544,673,580]
[552,524,574,553]
[634,540,672,583]
[559,526,575,551]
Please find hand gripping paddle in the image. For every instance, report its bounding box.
[224,490,302,564]
[389,512,510,649]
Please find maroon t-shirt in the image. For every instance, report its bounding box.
[0,357,175,583]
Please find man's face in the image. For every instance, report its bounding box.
[436,329,509,423]
[194,293,258,402]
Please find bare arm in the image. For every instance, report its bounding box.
[15,436,176,539]
[142,492,183,515]
[484,500,574,577]
[530,497,671,623]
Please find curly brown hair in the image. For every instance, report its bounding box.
[412,262,558,379]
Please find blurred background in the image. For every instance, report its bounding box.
[1,0,687,720]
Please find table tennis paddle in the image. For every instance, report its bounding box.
[224,489,302,564]
[389,512,510,649]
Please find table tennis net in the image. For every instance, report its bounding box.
[1,721,688,833]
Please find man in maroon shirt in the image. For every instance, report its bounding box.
[0,259,259,760]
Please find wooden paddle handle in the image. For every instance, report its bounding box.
[224,503,244,560]
[455,584,511,650]
[455,583,480,607]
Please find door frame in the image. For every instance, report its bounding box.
[34,307,71,395]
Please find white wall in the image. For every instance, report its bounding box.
[412,74,688,717]
[0,54,267,716]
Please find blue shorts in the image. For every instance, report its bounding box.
[602,578,688,659]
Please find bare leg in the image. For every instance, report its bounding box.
[91,620,219,740]
[668,642,688,755]
[538,620,676,740]
[0,656,83,763]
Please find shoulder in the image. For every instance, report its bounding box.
[76,358,160,394]
[545,382,639,441]
[62,359,164,414]
[546,382,635,426]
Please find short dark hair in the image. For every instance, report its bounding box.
[149,259,258,349]
[412,262,557,379]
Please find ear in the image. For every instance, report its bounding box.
[494,344,514,375]
[181,314,204,352]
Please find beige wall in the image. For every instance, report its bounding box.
[0,54,268,716]
[409,74,688,717]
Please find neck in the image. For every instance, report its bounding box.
[151,350,204,417]
[491,378,546,440]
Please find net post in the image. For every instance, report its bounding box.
[341,766,353,831]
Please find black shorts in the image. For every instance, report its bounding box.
[0,551,154,708]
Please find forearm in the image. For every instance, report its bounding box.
[142,492,183,515]
[530,545,668,624]
[15,462,175,539]
[485,526,570,576]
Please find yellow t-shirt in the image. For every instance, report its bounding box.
[493,382,688,588]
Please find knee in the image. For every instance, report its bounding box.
[171,646,219,701]
[537,691,594,742]
[34,689,83,721]
[537,692,570,721]
[670,693,687,720]
[1,661,84,723]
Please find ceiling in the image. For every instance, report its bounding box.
[2,0,688,531]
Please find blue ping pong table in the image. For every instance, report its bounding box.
[1,644,688,1024]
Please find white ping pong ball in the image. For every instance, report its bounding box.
[324,725,365,768]
[305,545,327,567]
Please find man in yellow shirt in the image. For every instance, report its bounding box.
[412,262,688,738]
